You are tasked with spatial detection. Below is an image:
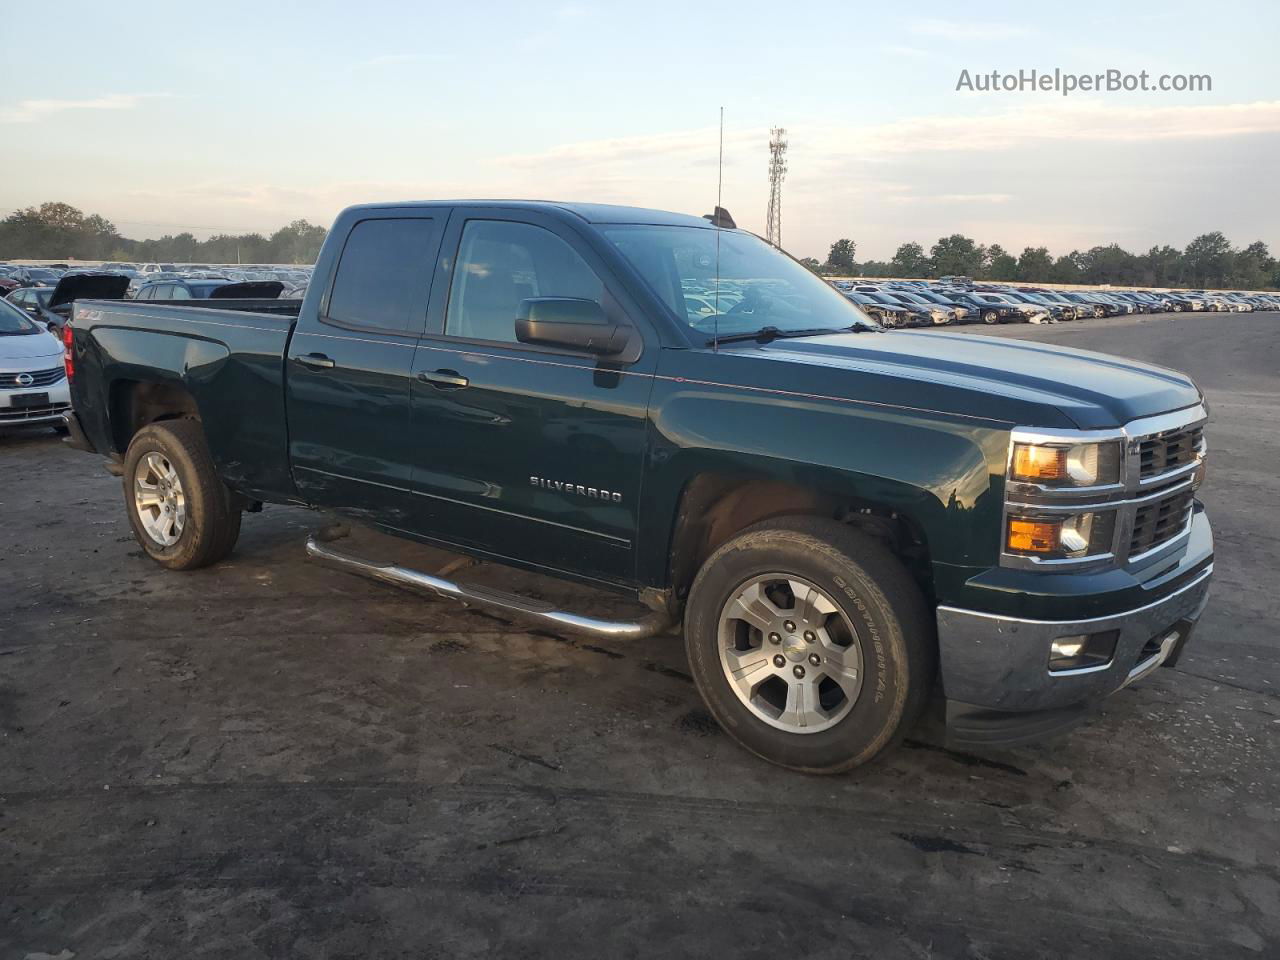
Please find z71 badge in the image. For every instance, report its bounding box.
[530,476,623,503]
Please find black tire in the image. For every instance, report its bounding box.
[123,419,241,570]
[684,517,935,774]
[981,309,999,325]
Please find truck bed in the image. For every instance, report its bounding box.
[70,299,300,502]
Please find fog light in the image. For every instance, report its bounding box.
[1049,630,1118,672]
[1051,636,1088,660]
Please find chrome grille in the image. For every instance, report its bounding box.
[0,402,70,422]
[1130,489,1194,557]
[1139,425,1203,480]
[0,367,66,389]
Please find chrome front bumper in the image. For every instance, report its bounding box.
[935,564,1212,745]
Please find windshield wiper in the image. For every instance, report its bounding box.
[709,324,876,345]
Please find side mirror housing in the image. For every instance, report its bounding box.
[514,298,634,357]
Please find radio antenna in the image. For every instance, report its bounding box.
[713,106,724,352]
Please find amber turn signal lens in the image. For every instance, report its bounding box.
[1007,518,1060,553]
[1011,443,1067,482]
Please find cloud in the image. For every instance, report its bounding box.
[909,17,1032,40]
[0,93,169,124]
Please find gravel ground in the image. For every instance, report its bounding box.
[2,311,1277,959]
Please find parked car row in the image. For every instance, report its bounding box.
[1,262,314,337]
[828,278,1280,328]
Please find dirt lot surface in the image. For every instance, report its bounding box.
[3,311,1278,959]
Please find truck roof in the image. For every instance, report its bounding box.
[338,200,714,228]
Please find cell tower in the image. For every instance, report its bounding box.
[765,127,788,248]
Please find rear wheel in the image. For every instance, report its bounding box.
[684,518,934,774]
[123,420,241,570]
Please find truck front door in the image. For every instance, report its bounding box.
[407,210,656,586]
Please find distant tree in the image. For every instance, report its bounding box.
[984,243,1018,281]
[858,260,892,278]
[929,234,985,278]
[0,201,122,259]
[1050,253,1082,284]
[889,242,930,278]
[1079,244,1139,285]
[1138,245,1183,287]
[798,256,823,274]
[1229,240,1274,289]
[825,238,857,273]
[1182,231,1233,287]
[1015,246,1053,282]
[269,219,328,264]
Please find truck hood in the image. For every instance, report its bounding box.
[49,274,130,309]
[0,329,63,361]
[751,331,1202,430]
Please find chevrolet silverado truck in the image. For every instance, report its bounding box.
[62,201,1213,773]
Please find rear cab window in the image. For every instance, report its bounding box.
[324,218,440,335]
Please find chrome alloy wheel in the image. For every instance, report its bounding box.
[717,574,864,734]
[134,451,186,547]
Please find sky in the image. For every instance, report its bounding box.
[2,0,1278,261]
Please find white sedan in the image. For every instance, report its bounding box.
[0,298,71,432]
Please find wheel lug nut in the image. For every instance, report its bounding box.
[804,631,815,642]
[793,665,805,679]
[768,632,781,644]
[808,653,821,666]
[784,620,796,632]
[773,655,786,668]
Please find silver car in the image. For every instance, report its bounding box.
[0,298,71,431]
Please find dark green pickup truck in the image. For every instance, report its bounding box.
[64,201,1213,772]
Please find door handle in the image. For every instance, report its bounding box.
[418,369,469,389]
[294,353,336,370]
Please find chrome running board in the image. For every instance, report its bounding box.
[305,531,672,640]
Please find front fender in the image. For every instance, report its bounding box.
[638,372,1009,587]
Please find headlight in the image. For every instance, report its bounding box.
[1006,511,1116,560]
[1011,440,1122,487]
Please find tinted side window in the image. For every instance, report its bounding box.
[169,285,192,300]
[326,218,437,333]
[445,220,603,344]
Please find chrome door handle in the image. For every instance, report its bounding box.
[418,369,469,389]
[295,353,335,370]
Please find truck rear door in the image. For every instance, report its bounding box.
[406,208,657,585]
[285,211,446,516]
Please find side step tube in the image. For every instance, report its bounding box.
[305,533,673,640]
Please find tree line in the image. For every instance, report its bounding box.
[802,232,1279,290]
[0,202,328,265]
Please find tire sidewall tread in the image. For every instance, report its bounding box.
[123,419,240,570]
[684,517,935,774]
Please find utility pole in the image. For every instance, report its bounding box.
[765,127,787,248]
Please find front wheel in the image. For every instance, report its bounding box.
[684,518,935,774]
[123,420,241,570]
[981,309,999,325]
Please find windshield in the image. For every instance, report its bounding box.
[603,225,878,336]
[0,298,39,335]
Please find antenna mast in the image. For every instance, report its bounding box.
[765,126,787,248]
[713,106,724,352]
